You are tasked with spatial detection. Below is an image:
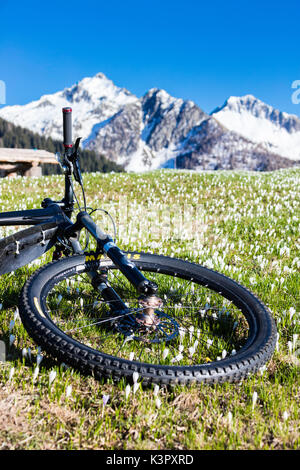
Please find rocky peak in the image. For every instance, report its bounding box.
[213,94,300,133]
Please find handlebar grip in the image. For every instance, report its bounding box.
[62,107,72,148]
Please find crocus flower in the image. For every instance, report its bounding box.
[8,367,14,382]
[155,398,161,409]
[282,411,289,421]
[252,391,258,410]
[227,411,233,426]
[162,348,169,360]
[132,371,139,383]
[129,352,134,361]
[33,366,39,381]
[125,384,131,399]
[102,394,110,405]
[36,354,43,366]
[49,370,57,386]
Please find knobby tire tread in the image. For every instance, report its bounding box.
[19,253,277,385]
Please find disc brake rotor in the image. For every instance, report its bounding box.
[114,310,179,344]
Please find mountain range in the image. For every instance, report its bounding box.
[0,73,299,172]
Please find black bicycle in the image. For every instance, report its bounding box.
[0,108,277,385]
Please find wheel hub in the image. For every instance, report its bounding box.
[136,295,163,327]
[114,296,179,344]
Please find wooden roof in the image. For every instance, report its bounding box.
[0,148,58,164]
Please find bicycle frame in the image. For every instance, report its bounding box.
[0,201,71,276]
[0,107,158,306]
[0,204,66,226]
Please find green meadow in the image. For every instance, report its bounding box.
[0,168,299,450]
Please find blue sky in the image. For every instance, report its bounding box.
[1,0,300,115]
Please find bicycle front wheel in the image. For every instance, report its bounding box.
[19,252,277,385]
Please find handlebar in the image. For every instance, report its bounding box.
[60,108,84,214]
[62,107,73,151]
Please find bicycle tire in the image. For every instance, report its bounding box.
[19,252,277,385]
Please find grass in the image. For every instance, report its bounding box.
[0,168,299,450]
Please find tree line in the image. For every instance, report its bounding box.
[0,117,123,175]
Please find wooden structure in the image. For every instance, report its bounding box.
[0,148,58,178]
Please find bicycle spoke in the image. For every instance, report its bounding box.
[44,263,247,367]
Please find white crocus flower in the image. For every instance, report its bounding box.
[292,334,298,351]
[252,391,258,410]
[14,308,20,322]
[49,370,57,386]
[132,372,139,384]
[102,394,110,405]
[282,411,289,421]
[275,333,280,351]
[162,348,169,360]
[289,307,296,320]
[171,353,183,363]
[33,366,39,381]
[129,352,135,361]
[36,354,43,366]
[8,367,15,382]
[189,326,194,342]
[125,384,131,399]
[155,398,161,409]
[227,411,233,426]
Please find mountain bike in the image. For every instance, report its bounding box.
[0,107,277,385]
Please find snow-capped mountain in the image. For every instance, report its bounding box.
[172,116,295,171]
[0,73,137,144]
[84,88,208,171]
[0,74,298,171]
[211,95,300,161]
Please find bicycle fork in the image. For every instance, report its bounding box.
[65,211,161,323]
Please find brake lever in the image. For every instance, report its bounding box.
[74,137,81,154]
[70,137,83,185]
